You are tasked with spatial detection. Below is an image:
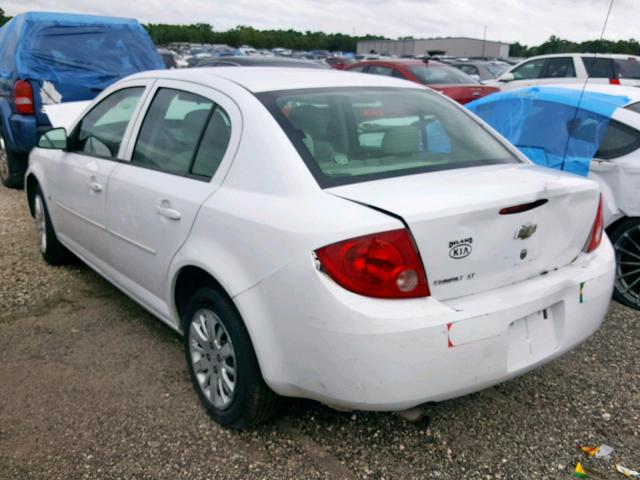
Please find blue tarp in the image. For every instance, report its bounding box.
[0,12,164,100]
[467,86,631,176]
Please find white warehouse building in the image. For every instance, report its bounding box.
[357,37,510,58]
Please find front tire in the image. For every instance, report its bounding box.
[182,286,279,429]
[33,187,71,265]
[610,218,640,310]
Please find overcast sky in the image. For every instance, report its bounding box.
[6,0,638,45]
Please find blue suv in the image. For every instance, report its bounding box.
[0,12,165,188]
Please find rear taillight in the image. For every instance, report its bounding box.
[585,195,604,253]
[14,80,35,115]
[315,229,430,298]
[609,77,621,85]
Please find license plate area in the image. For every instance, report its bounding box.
[507,304,561,372]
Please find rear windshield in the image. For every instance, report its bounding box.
[407,65,479,85]
[258,87,519,188]
[28,25,161,82]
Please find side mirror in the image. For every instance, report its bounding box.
[498,72,515,82]
[37,127,68,150]
[470,74,481,82]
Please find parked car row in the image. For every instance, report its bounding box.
[164,42,355,70]
[1,10,634,432]
[345,58,500,104]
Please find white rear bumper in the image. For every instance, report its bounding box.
[236,238,615,411]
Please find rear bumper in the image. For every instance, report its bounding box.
[236,238,615,411]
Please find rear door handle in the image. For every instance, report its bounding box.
[156,204,181,220]
[88,181,103,193]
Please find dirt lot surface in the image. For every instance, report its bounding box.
[1,185,639,480]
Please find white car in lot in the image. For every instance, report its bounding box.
[27,67,614,428]
[489,53,640,91]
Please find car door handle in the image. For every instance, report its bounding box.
[156,204,181,220]
[88,181,103,193]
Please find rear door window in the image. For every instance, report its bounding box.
[542,57,576,78]
[191,108,232,178]
[583,57,615,78]
[132,88,231,179]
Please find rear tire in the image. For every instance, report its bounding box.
[182,286,280,429]
[0,134,26,189]
[610,218,640,310]
[33,186,72,265]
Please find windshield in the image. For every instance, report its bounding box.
[259,87,519,187]
[407,65,479,85]
[486,63,509,77]
[615,58,640,79]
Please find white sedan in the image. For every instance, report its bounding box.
[27,67,614,428]
[488,53,640,91]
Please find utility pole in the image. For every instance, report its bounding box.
[481,25,487,58]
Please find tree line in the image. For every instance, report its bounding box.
[510,35,640,57]
[0,8,638,57]
[144,23,385,52]
[145,24,640,58]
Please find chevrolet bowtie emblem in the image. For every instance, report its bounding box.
[515,223,537,240]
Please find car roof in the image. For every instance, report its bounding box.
[544,83,640,106]
[452,60,507,66]
[523,53,640,61]
[128,67,423,93]
[351,58,447,67]
[199,56,326,68]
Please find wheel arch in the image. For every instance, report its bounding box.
[173,265,230,326]
[25,172,40,217]
[606,215,636,237]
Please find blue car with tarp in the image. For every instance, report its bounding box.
[0,12,165,188]
[466,86,631,178]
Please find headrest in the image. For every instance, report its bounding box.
[381,126,419,155]
[287,105,329,137]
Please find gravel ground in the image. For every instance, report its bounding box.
[1,185,639,480]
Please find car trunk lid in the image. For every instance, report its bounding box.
[326,163,599,301]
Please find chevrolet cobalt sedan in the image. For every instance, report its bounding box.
[27,67,615,428]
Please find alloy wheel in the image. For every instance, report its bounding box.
[33,195,47,254]
[189,308,237,410]
[614,224,640,308]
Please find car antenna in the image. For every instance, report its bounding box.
[559,0,615,173]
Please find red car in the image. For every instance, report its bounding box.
[345,59,499,104]
[325,57,354,70]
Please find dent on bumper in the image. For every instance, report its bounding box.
[236,239,615,411]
